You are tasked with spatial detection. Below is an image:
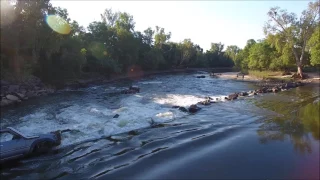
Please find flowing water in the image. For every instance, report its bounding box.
[1,72,319,179]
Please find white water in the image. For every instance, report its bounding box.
[1,74,252,146]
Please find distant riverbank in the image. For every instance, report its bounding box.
[217,71,320,85]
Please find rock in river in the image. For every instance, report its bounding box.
[198,99,211,106]
[239,92,248,96]
[129,86,140,93]
[272,87,280,93]
[179,107,188,113]
[188,104,201,113]
[196,75,206,78]
[1,98,14,107]
[6,94,20,102]
[225,93,238,100]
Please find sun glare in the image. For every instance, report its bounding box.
[46,15,71,35]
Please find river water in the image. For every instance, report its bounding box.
[1,72,319,179]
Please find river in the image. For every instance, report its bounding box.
[1,72,319,179]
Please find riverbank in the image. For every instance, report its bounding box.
[218,71,320,85]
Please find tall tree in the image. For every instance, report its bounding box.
[248,40,276,70]
[154,26,171,48]
[225,45,241,68]
[264,1,319,78]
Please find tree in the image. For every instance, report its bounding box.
[154,26,171,48]
[248,40,276,70]
[237,39,256,70]
[264,2,319,78]
[143,27,154,46]
[178,39,196,66]
[307,26,320,66]
[209,42,224,55]
[225,45,241,68]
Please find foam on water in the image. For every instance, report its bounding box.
[9,93,188,146]
[1,73,255,147]
[153,94,204,107]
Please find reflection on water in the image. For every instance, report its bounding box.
[299,101,320,140]
[255,86,319,154]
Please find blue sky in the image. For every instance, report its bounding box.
[51,1,312,50]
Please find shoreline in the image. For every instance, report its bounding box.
[217,72,320,86]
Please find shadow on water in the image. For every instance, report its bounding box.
[254,86,319,155]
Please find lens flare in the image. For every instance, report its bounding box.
[46,15,71,35]
[127,65,144,80]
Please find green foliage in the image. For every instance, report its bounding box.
[263,1,319,76]
[1,0,318,83]
[248,41,275,70]
[307,26,320,66]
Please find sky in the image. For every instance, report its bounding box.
[51,0,312,51]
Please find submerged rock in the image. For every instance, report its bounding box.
[122,86,140,94]
[188,104,201,113]
[0,99,14,107]
[296,82,303,86]
[225,93,238,100]
[128,130,139,136]
[196,75,205,78]
[6,94,20,102]
[13,92,26,100]
[198,99,211,106]
[129,86,140,92]
[285,82,297,89]
[7,85,20,93]
[239,92,248,96]
[113,114,120,118]
[178,107,188,112]
[248,92,257,96]
[272,87,280,93]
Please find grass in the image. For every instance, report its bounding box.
[248,70,293,82]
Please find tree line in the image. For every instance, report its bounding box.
[1,0,319,82]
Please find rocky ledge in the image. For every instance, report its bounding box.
[1,76,55,107]
[171,81,304,114]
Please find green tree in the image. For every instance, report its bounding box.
[248,40,276,70]
[264,2,319,78]
[237,39,256,70]
[154,26,171,49]
[225,45,241,68]
[307,26,320,66]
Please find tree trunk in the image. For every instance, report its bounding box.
[297,64,304,79]
[291,47,304,79]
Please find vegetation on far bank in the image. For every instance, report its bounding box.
[0,0,319,84]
